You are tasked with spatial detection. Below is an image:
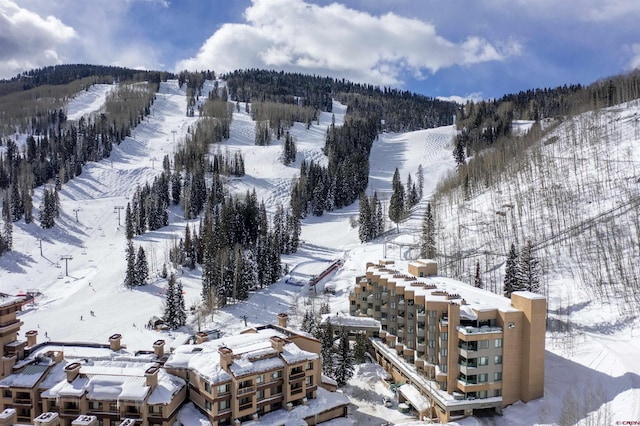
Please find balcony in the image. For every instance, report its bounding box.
[291,387,304,395]
[290,370,305,380]
[237,386,255,396]
[239,401,254,411]
[417,343,425,351]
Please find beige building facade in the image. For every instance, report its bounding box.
[349,259,546,423]
[0,298,347,426]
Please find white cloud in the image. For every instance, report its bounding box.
[176,0,519,86]
[0,0,76,78]
[437,92,484,104]
[630,43,640,70]
[581,0,640,22]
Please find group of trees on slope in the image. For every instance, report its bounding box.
[0,65,169,257]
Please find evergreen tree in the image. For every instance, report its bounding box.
[474,260,483,289]
[517,240,540,293]
[353,332,368,364]
[175,280,187,327]
[301,309,318,336]
[358,192,371,243]
[163,273,179,328]
[134,245,149,286]
[124,239,136,288]
[453,138,466,166]
[334,328,354,386]
[388,168,405,231]
[125,202,134,240]
[416,164,424,199]
[420,203,436,258]
[321,319,335,377]
[503,243,520,298]
[39,189,56,229]
[374,194,384,237]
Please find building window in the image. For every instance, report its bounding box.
[217,384,230,395]
[257,390,265,400]
[494,355,503,365]
[218,400,230,411]
[493,372,502,382]
[441,348,447,356]
[256,374,264,384]
[375,293,381,300]
[408,326,414,334]
[479,356,488,366]
[307,362,314,370]
[428,310,436,318]
[428,340,436,348]
[478,373,488,383]
[441,332,448,341]
[204,382,211,393]
[205,401,212,411]
[407,341,414,349]
[494,389,502,397]
[390,302,396,309]
[494,339,503,348]
[479,340,489,349]
[479,390,488,399]
[271,371,282,380]
[440,364,447,373]
[305,376,313,385]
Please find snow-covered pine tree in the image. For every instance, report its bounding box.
[334,327,354,386]
[474,260,483,289]
[420,203,436,259]
[175,280,187,327]
[125,203,134,240]
[388,168,405,232]
[321,319,335,377]
[134,245,149,286]
[503,243,520,298]
[163,273,178,328]
[353,332,367,363]
[124,239,136,288]
[358,192,371,243]
[517,240,540,293]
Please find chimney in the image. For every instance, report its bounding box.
[195,332,209,344]
[33,412,60,426]
[70,415,97,426]
[0,409,17,426]
[64,362,81,383]
[218,347,233,371]
[25,330,38,347]
[145,365,159,391]
[52,351,64,364]
[153,339,165,358]
[270,336,285,354]
[277,313,289,328]
[109,333,122,351]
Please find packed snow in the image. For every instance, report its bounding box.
[1,79,639,425]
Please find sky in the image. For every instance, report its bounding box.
[1,0,640,100]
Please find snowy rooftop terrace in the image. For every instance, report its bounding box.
[165,326,318,382]
[366,261,523,313]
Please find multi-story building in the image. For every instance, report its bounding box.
[0,297,348,426]
[349,259,546,423]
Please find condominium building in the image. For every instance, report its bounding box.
[0,296,348,426]
[349,259,546,423]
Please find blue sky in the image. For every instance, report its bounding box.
[1,0,639,100]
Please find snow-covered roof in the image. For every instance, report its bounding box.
[366,263,520,314]
[398,383,430,412]
[148,371,185,405]
[321,312,381,330]
[167,327,318,381]
[0,364,49,388]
